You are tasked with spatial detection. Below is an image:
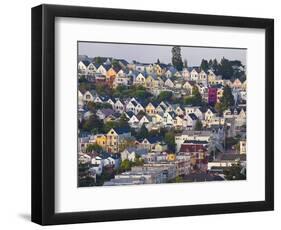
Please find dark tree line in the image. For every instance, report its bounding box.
[200,57,245,81]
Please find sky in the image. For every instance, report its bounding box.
[78,41,246,67]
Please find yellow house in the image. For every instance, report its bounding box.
[145,102,156,115]
[107,67,117,78]
[217,88,224,102]
[154,64,165,76]
[106,67,117,86]
[145,75,154,88]
[167,153,176,161]
[106,128,119,153]
[95,134,107,149]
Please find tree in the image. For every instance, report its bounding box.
[224,164,246,180]
[111,59,120,68]
[220,85,235,110]
[120,159,131,171]
[136,125,149,139]
[118,113,130,129]
[208,59,213,69]
[200,59,209,72]
[81,114,103,133]
[175,176,183,183]
[184,86,202,106]
[194,120,203,131]
[157,91,173,102]
[157,58,160,64]
[164,131,176,152]
[171,46,183,71]
[184,59,188,68]
[218,57,234,79]
[212,58,219,75]
[215,102,224,116]
[103,121,117,133]
[78,162,96,187]
[95,56,102,65]
[85,143,103,153]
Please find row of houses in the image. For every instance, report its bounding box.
[78,59,246,91]
[79,93,246,132]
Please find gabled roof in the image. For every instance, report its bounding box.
[125,111,135,118]
[130,100,138,107]
[115,127,131,135]
[98,108,115,117]
[167,111,177,118]
[158,63,168,69]
[146,136,162,144]
[81,60,91,67]
[103,64,112,71]
[188,113,198,120]
[116,59,129,66]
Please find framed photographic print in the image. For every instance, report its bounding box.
[31,4,274,225]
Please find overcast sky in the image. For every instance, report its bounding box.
[78,42,246,66]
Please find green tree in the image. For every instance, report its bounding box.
[85,143,103,153]
[200,59,209,72]
[175,176,183,183]
[118,113,129,129]
[120,159,132,171]
[224,164,246,180]
[164,131,176,152]
[171,46,183,71]
[157,91,173,102]
[212,58,219,75]
[103,121,117,133]
[184,59,188,68]
[184,86,202,106]
[78,162,96,187]
[215,102,224,116]
[194,120,203,131]
[136,125,149,139]
[95,56,102,65]
[111,59,120,68]
[208,59,213,69]
[218,57,234,79]
[81,115,103,133]
[220,85,235,110]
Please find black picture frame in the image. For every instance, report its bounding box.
[31,4,274,225]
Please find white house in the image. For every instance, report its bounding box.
[128,115,140,128]
[186,113,198,129]
[205,108,216,122]
[78,60,90,75]
[135,103,145,114]
[198,70,207,82]
[96,64,108,75]
[83,90,95,103]
[78,90,84,108]
[139,115,150,126]
[135,73,146,85]
[86,62,97,76]
[163,111,176,126]
[190,69,199,81]
[164,78,175,88]
[114,100,125,113]
[182,68,190,80]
